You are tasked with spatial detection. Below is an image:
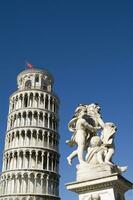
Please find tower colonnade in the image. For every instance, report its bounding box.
[0,68,60,200]
[5,128,59,151]
[7,109,58,132]
[3,148,59,172]
[9,91,58,114]
[0,172,59,197]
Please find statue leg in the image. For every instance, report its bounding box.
[97,150,104,164]
[105,148,115,165]
[77,144,85,164]
[76,132,86,164]
[67,150,78,165]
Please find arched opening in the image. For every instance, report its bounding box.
[21,130,25,146]
[43,153,47,170]
[37,151,42,169]
[19,94,23,108]
[44,132,47,147]
[44,113,48,127]
[25,151,30,168]
[40,94,44,107]
[14,152,17,169]
[28,111,32,126]
[41,79,47,91]
[25,80,32,89]
[50,97,53,110]
[29,92,33,107]
[36,174,41,193]
[23,112,27,126]
[39,112,43,126]
[19,151,23,169]
[38,130,43,146]
[26,130,31,146]
[18,113,21,126]
[34,112,38,126]
[35,93,39,107]
[32,130,37,146]
[35,74,39,82]
[24,94,28,107]
[31,151,36,168]
[45,95,48,109]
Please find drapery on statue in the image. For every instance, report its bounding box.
[66,103,127,173]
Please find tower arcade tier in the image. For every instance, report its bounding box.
[0,68,60,200]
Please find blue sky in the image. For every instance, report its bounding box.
[0,0,133,199]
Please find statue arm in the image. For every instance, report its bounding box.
[68,117,77,132]
[83,119,99,131]
[97,115,105,128]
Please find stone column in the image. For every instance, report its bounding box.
[47,152,50,170]
[41,175,43,194]
[48,96,51,110]
[5,179,8,194]
[47,132,50,148]
[46,175,49,194]
[38,94,41,108]
[48,113,51,129]
[11,176,14,194]
[35,151,38,168]
[27,175,30,193]
[34,175,37,193]
[42,152,44,169]
[2,156,5,171]
[51,155,54,171]
[29,152,32,168]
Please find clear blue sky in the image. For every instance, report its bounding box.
[0,0,133,199]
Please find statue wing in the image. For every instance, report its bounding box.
[101,123,116,145]
[66,133,76,147]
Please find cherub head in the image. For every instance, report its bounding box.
[85,103,101,115]
[74,104,87,118]
[90,136,102,147]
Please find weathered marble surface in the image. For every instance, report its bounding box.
[66,103,127,179]
[66,173,133,200]
[66,103,132,199]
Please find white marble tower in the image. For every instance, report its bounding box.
[0,68,60,200]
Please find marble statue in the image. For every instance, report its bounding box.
[66,103,104,165]
[66,103,127,175]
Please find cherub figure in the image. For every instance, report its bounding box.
[86,123,127,173]
[86,123,116,165]
[85,136,105,164]
[101,122,116,165]
[66,103,105,165]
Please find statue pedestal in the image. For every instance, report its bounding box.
[66,173,132,200]
[76,163,120,182]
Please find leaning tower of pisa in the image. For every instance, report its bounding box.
[0,68,60,200]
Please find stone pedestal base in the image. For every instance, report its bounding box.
[66,173,132,200]
[76,163,118,182]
